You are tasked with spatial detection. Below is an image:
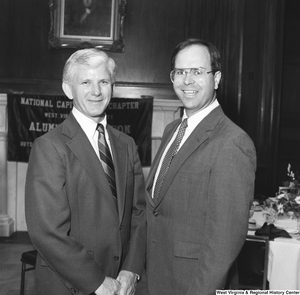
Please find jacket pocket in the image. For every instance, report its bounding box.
[174,241,201,259]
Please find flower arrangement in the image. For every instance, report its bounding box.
[272,163,300,219]
[274,193,300,218]
[284,163,300,189]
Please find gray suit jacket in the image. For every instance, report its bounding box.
[25,113,147,295]
[145,106,256,295]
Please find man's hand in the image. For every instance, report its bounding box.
[94,277,121,295]
[116,270,138,295]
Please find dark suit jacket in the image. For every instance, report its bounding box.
[145,106,256,295]
[25,113,147,295]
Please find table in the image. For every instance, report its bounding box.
[248,210,300,290]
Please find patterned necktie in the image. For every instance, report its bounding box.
[153,118,188,201]
[97,124,117,199]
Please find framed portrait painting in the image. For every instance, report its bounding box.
[49,0,127,52]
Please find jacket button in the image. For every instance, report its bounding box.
[114,256,119,260]
[153,211,158,216]
[70,287,78,294]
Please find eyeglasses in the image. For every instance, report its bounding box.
[170,68,214,83]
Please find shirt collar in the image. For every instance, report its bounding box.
[182,99,219,128]
[72,107,108,138]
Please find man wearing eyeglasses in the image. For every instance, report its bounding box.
[145,39,256,295]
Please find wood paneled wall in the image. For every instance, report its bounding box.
[241,0,285,196]
[0,0,245,86]
[0,0,288,196]
[277,0,300,188]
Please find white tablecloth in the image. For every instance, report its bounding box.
[248,211,300,290]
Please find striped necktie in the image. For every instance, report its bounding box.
[153,118,188,201]
[97,124,117,199]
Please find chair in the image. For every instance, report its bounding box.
[20,249,38,295]
[236,235,269,289]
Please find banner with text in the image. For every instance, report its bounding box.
[7,94,153,166]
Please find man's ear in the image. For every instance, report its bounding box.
[214,71,222,90]
[62,82,73,100]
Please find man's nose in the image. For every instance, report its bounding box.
[91,84,101,96]
[183,72,194,85]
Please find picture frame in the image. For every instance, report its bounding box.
[49,0,127,52]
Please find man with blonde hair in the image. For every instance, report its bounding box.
[26,48,147,295]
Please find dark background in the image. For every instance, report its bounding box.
[0,0,299,197]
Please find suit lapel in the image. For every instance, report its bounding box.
[62,114,119,217]
[154,106,225,206]
[146,119,182,207]
[107,126,127,223]
[155,128,208,206]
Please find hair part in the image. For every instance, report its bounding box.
[63,48,117,84]
[171,38,222,73]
